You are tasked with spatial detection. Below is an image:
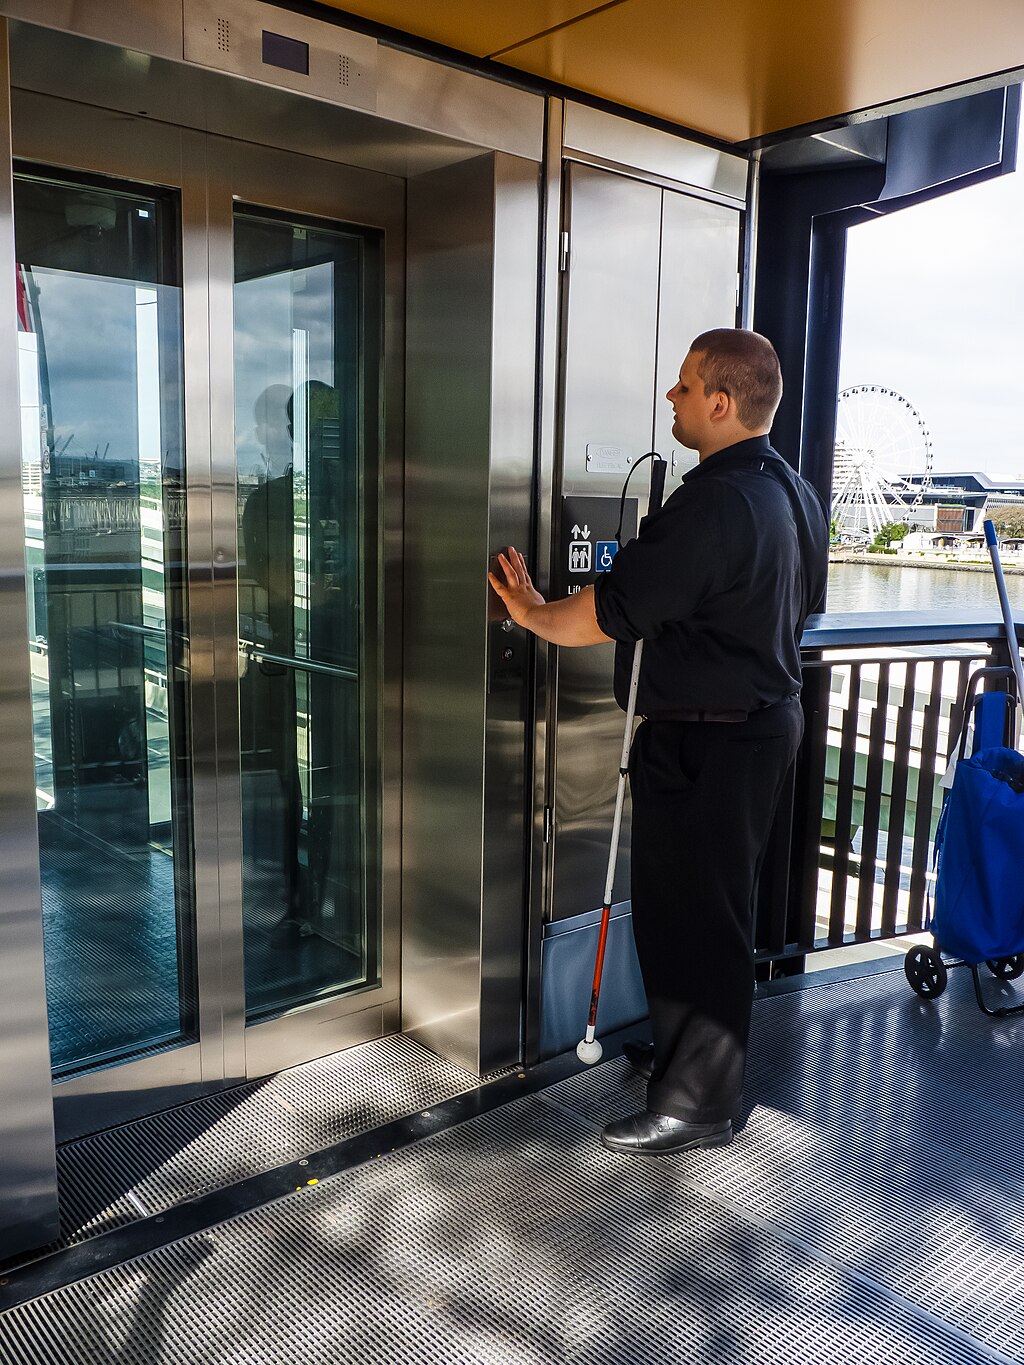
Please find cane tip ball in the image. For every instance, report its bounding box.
[576,1038,603,1064]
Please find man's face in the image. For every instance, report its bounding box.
[666,350,716,451]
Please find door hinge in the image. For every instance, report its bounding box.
[543,805,553,843]
[559,231,570,273]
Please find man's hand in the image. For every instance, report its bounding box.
[487,547,613,647]
[488,546,545,628]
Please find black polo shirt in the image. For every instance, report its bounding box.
[592,434,829,715]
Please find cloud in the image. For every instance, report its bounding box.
[838,125,1024,482]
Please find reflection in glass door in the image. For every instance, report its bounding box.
[14,169,196,1075]
[234,208,380,1020]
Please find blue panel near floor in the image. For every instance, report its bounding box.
[539,903,647,1059]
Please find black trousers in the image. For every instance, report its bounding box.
[628,698,803,1123]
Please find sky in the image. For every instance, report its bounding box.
[838,119,1024,484]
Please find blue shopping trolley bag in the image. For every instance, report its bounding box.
[931,745,1024,966]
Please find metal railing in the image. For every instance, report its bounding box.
[755,611,1022,967]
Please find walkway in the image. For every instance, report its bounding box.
[2,965,1023,1363]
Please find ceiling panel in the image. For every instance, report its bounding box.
[501,0,1024,142]
[504,0,762,144]
[315,0,1024,143]
[314,1,611,60]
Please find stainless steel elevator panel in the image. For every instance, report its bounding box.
[551,165,662,920]
[657,191,743,492]
[550,165,742,923]
[560,167,664,493]
[1,2,544,164]
[0,18,60,1260]
[184,0,379,112]
[403,153,538,1075]
[0,0,184,61]
[563,101,749,203]
[481,154,541,1065]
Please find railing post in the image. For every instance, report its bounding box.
[784,658,830,968]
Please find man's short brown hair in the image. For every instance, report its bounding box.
[689,328,782,431]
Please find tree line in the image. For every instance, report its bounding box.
[987,505,1024,538]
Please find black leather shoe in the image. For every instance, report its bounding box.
[601,1109,733,1154]
[622,1040,656,1081]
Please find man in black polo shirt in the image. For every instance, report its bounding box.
[489,328,828,1155]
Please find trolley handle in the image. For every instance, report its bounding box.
[955,665,1020,763]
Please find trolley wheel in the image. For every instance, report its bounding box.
[904,945,948,999]
[985,955,1024,981]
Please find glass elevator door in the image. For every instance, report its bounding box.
[234,208,381,1022]
[14,168,196,1079]
[10,95,403,1129]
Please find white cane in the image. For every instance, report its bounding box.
[577,454,668,1063]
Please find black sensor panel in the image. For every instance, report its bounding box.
[262,31,309,76]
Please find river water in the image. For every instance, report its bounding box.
[825,559,1024,614]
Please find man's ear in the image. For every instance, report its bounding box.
[709,389,731,421]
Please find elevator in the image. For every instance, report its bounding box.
[0,0,749,1263]
[0,4,543,1258]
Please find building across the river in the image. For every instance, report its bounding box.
[903,471,1024,533]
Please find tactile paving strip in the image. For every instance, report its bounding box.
[3,968,1022,1364]
[50,1035,481,1249]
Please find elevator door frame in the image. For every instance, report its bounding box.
[11,91,405,1138]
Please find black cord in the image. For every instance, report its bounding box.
[614,451,660,547]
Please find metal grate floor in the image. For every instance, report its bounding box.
[4,966,1024,1363]
[46,1035,482,1253]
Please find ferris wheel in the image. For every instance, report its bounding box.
[831,385,934,537]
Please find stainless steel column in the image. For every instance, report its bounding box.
[404,152,539,1075]
[0,16,59,1258]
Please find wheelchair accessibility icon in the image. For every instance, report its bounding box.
[595,541,618,572]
